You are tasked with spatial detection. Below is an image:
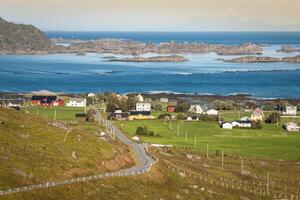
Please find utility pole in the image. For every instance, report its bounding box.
[194,136,197,148]
[222,151,224,167]
[241,158,244,175]
[185,129,188,143]
[206,144,209,158]
[54,110,57,120]
[267,172,270,196]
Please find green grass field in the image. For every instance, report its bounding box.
[115,117,300,160]
[22,106,85,120]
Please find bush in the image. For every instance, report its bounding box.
[158,113,171,120]
[198,114,219,121]
[149,131,155,136]
[177,113,187,120]
[136,126,149,135]
[251,121,262,129]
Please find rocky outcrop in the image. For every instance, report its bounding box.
[0,17,51,52]
[108,55,188,62]
[51,39,263,56]
[224,55,300,63]
[277,46,300,53]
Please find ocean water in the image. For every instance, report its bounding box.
[1,32,300,98]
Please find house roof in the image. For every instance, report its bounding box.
[32,96,57,101]
[129,111,151,116]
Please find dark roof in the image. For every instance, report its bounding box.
[32,96,57,104]
[110,112,129,118]
[129,111,151,116]
[188,116,198,120]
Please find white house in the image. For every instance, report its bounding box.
[189,105,203,114]
[160,98,169,103]
[222,122,233,129]
[187,116,199,121]
[87,93,95,97]
[137,94,144,102]
[66,98,86,107]
[284,122,300,132]
[240,116,251,122]
[136,102,151,111]
[283,106,297,116]
[206,109,218,115]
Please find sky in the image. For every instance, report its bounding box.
[0,0,300,31]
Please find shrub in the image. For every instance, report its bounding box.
[177,113,187,120]
[251,121,262,129]
[149,131,155,136]
[136,126,149,135]
[158,113,171,120]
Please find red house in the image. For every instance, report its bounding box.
[31,96,58,106]
[52,99,65,106]
[167,105,176,113]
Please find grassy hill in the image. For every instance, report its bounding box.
[0,107,134,189]
[0,17,50,51]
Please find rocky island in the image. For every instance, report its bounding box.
[0,17,263,56]
[277,46,300,53]
[108,55,188,62]
[224,55,300,63]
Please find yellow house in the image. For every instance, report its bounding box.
[251,108,264,122]
[128,111,152,120]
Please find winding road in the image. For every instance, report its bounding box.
[0,109,155,196]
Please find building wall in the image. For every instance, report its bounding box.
[136,103,151,111]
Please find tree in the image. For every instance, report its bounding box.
[264,101,275,111]
[213,100,236,110]
[265,112,280,124]
[177,113,187,120]
[86,109,97,121]
[175,102,190,113]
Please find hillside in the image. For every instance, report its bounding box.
[0,107,134,189]
[0,17,51,51]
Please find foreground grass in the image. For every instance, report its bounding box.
[115,119,300,160]
[2,147,299,200]
[0,107,134,189]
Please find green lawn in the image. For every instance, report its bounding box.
[115,119,300,160]
[22,106,85,120]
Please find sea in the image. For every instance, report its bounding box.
[1,32,300,98]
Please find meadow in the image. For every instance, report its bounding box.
[21,106,85,121]
[115,111,300,160]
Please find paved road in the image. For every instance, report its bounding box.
[0,109,155,196]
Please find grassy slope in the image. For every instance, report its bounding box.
[3,147,299,200]
[0,107,133,189]
[115,116,300,160]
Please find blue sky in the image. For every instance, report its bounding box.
[1,0,299,31]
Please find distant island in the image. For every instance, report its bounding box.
[0,17,262,56]
[108,55,188,62]
[224,55,300,63]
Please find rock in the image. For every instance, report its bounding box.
[259,161,266,166]
[240,196,250,200]
[186,154,193,159]
[201,187,205,191]
[190,185,198,189]
[278,46,300,53]
[179,172,186,177]
[202,163,210,168]
[109,55,188,63]
[224,55,300,63]
[175,194,182,199]
[72,151,77,160]
[242,170,251,176]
